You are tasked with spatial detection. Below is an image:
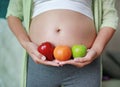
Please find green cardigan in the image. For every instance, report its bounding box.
[6,0,118,87]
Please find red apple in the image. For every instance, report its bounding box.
[38,42,55,61]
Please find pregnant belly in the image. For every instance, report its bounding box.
[29,10,97,48]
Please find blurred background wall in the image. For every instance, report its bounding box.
[0,19,24,87]
[102,0,120,86]
[0,0,24,87]
[0,0,120,87]
[102,0,120,78]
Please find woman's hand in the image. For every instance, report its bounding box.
[24,41,60,67]
[58,49,98,67]
[59,27,116,68]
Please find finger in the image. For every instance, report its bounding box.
[32,54,60,66]
[31,49,41,58]
[31,54,59,66]
[74,58,88,63]
[30,48,47,61]
[79,61,91,67]
[52,60,64,66]
[41,56,46,61]
[53,59,61,64]
[59,59,91,68]
[30,53,43,64]
[43,61,60,67]
[59,59,75,65]
[70,61,91,68]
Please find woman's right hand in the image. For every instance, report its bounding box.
[23,41,60,67]
[7,16,59,66]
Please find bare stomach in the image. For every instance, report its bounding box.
[29,10,97,48]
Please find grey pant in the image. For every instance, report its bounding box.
[27,56,101,87]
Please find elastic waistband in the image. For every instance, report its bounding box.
[32,0,93,19]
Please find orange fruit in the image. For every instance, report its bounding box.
[53,45,72,61]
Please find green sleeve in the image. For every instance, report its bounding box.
[6,0,23,21]
[101,0,119,30]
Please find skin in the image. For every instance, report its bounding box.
[7,10,115,67]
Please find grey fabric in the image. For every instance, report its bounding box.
[27,56,101,87]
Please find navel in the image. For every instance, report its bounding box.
[56,28,61,33]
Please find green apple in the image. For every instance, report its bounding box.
[72,44,87,58]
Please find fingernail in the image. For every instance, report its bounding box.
[41,56,46,61]
[59,62,62,65]
[74,58,79,61]
[59,62,64,65]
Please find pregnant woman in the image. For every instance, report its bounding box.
[6,0,118,87]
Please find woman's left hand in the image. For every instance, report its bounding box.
[59,49,98,67]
